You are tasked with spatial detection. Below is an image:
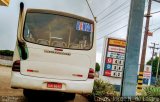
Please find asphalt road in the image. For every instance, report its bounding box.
[0,65,89,102]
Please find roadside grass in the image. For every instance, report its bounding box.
[84,79,118,102]
[136,80,160,101]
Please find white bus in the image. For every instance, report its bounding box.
[11,0,96,99]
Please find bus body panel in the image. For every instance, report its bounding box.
[20,42,92,80]
[11,72,94,94]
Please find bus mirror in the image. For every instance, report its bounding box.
[20,2,24,14]
[17,2,24,43]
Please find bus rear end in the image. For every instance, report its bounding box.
[11,1,96,99]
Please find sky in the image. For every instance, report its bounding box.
[0,0,160,66]
[90,0,160,65]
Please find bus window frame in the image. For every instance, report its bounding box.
[22,9,95,51]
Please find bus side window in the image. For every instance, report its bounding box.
[24,25,30,38]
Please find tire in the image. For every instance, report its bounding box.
[23,89,37,98]
[23,89,31,98]
[64,93,76,100]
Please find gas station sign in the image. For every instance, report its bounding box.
[102,37,126,79]
[109,39,126,47]
[143,65,152,85]
[0,0,10,6]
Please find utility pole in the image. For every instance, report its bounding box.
[149,43,159,67]
[150,0,160,79]
[149,43,159,85]
[137,0,152,92]
[121,0,145,96]
[156,52,160,80]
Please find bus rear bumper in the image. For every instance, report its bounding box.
[11,72,94,94]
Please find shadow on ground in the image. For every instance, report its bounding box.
[23,91,77,102]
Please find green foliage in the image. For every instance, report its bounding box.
[0,50,14,56]
[87,79,117,101]
[95,63,100,72]
[147,57,160,76]
[143,86,160,96]
[92,79,117,97]
[155,79,160,87]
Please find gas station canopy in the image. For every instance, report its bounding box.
[0,0,10,6]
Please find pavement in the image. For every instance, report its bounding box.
[0,65,89,102]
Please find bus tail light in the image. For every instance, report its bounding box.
[12,60,20,72]
[88,68,95,79]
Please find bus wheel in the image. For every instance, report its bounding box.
[23,89,33,98]
[65,93,75,100]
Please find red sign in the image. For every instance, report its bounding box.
[104,70,111,76]
[106,58,113,64]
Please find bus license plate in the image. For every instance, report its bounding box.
[47,82,62,89]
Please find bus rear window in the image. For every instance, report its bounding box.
[23,12,94,50]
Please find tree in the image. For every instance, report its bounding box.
[95,62,100,72]
[147,56,160,76]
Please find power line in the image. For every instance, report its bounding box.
[93,0,158,41]
[97,2,130,24]
[97,21,128,34]
[97,0,130,22]
[97,14,129,30]
[97,23,159,39]
[153,27,160,32]
[150,26,160,30]
[153,0,160,3]
[88,0,107,13]
[99,22,156,36]
[97,22,128,35]
[96,3,147,33]
[99,22,159,34]
[149,22,160,27]
[97,24,128,40]
[151,10,160,14]
[97,13,129,31]
[97,13,157,35]
[96,0,117,16]
[96,23,159,41]
[97,6,130,25]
